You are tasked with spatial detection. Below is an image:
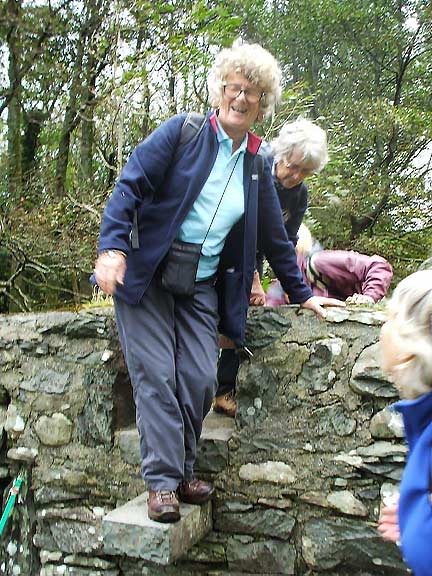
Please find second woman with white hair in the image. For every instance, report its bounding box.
[94,41,343,523]
[215,117,330,417]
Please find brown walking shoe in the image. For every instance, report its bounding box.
[213,391,236,418]
[177,479,215,505]
[147,490,180,523]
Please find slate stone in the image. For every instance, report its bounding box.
[20,368,71,394]
[297,338,347,395]
[350,343,398,398]
[185,539,227,564]
[214,507,295,539]
[316,404,356,437]
[7,446,38,462]
[35,311,78,335]
[34,507,104,555]
[217,500,254,513]
[40,566,119,576]
[196,411,235,473]
[0,383,10,404]
[118,560,206,576]
[65,313,109,339]
[226,537,296,574]
[355,441,407,458]
[0,466,10,478]
[77,368,115,447]
[244,307,292,348]
[63,554,116,569]
[302,517,407,573]
[116,428,140,466]
[342,309,387,326]
[239,461,296,484]
[359,462,403,481]
[102,492,212,565]
[39,551,63,565]
[34,413,73,446]
[0,405,7,435]
[370,408,405,439]
[326,490,368,517]
[34,486,83,506]
[257,497,293,509]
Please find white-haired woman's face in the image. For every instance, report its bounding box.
[218,72,262,140]
[380,314,413,396]
[275,148,315,189]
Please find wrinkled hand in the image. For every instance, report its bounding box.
[249,271,266,306]
[301,296,346,319]
[377,494,400,543]
[95,252,126,295]
[346,293,375,305]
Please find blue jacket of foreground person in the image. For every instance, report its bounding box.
[394,391,432,576]
[98,111,312,345]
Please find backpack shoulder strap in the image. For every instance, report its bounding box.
[178,112,206,147]
[130,112,206,250]
[256,152,264,181]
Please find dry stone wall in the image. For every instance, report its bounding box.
[0,306,408,575]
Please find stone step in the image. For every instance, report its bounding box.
[116,410,236,474]
[102,492,212,565]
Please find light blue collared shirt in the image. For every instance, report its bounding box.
[177,119,246,280]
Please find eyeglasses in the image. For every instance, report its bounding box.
[223,83,264,104]
[282,158,316,177]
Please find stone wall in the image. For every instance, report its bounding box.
[0,306,408,575]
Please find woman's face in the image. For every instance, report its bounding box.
[275,148,315,189]
[217,72,262,140]
[380,317,400,375]
[380,314,412,393]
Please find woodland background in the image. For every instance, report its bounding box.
[0,0,431,313]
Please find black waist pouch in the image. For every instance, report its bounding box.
[160,239,202,296]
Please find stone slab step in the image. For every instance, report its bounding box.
[116,410,235,474]
[196,410,235,473]
[102,492,212,565]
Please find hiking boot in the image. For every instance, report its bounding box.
[147,490,180,523]
[177,479,215,505]
[213,391,236,418]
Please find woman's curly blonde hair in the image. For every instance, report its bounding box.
[207,41,282,118]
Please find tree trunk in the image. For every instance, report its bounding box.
[22,110,45,178]
[79,54,96,186]
[7,0,22,198]
[55,33,85,196]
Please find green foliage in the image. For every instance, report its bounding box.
[0,0,431,310]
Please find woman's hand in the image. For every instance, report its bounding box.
[378,494,400,543]
[250,270,266,306]
[301,296,346,319]
[95,251,126,295]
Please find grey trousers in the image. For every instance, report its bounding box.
[114,277,219,491]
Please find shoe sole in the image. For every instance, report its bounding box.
[178,488,215,505]
[213,405,235,417]
[148,511,181,523]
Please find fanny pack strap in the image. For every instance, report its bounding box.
[200,153,241,250]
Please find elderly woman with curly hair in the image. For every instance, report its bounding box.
[94,41,343,523]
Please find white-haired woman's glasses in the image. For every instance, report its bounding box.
[282,158,315,178]
[223,83,264,103]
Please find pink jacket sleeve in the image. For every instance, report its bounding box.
[313,250,393,302]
